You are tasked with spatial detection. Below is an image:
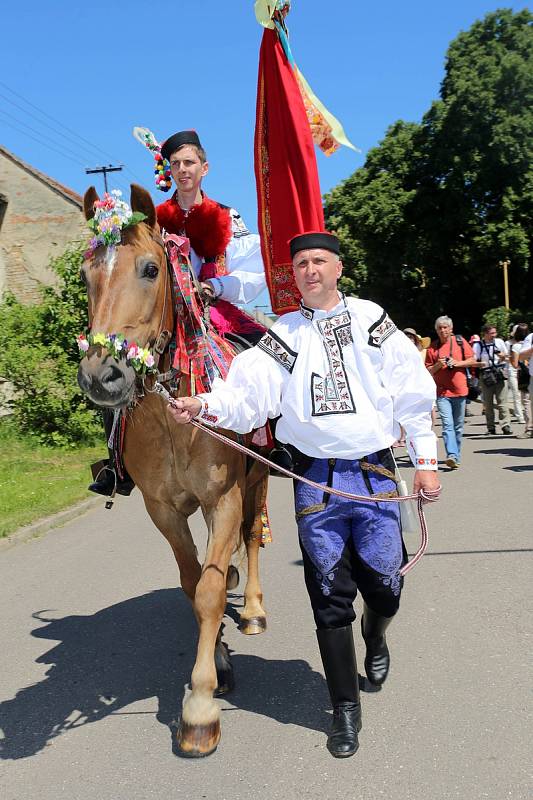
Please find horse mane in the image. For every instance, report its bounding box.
[121,220,163,249]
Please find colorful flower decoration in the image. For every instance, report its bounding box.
[85,190,147,258]
[133,126,172,192]
[76,333,156,374]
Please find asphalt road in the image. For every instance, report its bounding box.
[1,406,531,800]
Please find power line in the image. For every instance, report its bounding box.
[0,108,99,166]
[0,116,89,167]
[0,79,145,185]
[0,90,102,164]
[0,115,132,197]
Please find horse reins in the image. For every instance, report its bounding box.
[150,381,440,577]
[139,236,440,578]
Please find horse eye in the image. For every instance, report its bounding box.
[79,269,88,286]
[142,263,159,280]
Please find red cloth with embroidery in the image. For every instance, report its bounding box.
[254,26,325,315]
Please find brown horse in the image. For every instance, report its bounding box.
[77,184,269,757]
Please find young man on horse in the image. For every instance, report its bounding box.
[89,129,267,497]
[156,129,266,346]
[167,231,440,759]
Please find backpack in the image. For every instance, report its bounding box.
[455,336,480,400]
[517,360,530,392]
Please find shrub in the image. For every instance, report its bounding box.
[482,306,533,337]
[0,244,100,446]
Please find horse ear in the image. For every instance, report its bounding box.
[130,184,157,228]
[83,187,99,220]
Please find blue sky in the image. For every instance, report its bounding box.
[0,1,525,307]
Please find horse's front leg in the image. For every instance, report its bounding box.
[177,486,242,758]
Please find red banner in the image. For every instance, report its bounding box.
[254,27,325,315]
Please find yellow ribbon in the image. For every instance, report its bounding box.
[296,69,359,154]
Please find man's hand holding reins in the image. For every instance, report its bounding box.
[413,470,441,503]
[168,397,202,424]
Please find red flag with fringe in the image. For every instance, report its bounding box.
[254,25,324,315]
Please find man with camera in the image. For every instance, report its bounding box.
[472,323,512,436]
[426,315,478,468]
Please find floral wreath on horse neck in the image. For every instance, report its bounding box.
[78,190,156,375]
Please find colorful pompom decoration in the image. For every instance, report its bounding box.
[133,126,172,193]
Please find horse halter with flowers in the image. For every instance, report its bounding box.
[78,191,173,379]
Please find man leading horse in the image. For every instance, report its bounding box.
[168,231,440,758]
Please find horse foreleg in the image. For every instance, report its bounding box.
[143,499,202,603]
[178,490,241,758]
[240,469,268,635]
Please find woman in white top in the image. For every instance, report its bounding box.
[510,323,532,437]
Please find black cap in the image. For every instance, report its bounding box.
[289,231,340,259]
[161,130,202,162]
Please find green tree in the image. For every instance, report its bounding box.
[325,8,533,333]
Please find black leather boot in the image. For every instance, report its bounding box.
[316,625,362,758]
[361,604,393,686]
[88,459,135,497]
[88,410,135,497]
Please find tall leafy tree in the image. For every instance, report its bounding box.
[325,8,533,332]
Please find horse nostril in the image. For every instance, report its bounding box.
[101,364,126,387]
[77,366,92,392]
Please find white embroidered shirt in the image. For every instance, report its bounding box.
[196,296,438,469]
[189,208,266,305]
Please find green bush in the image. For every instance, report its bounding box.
[0,244,100,446]
[482,306,533,337]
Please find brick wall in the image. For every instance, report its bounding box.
[0,150,86,304]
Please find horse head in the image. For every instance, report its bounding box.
[77,184,173,409]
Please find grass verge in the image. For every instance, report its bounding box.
[0,418,105,538]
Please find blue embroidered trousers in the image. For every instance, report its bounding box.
[294,450,405,630]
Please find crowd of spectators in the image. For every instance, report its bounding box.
[402,316,532,469]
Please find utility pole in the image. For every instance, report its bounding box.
[85,164,123,194]
[498,258,511,309]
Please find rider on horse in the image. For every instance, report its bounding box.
[89,129,267,497]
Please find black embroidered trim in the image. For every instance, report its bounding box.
[367,310,397,348]
[229,208,250,239]
[299,301,314,320]
[257,329,298,373]
[299,293,347,321]
[311,311,356,416]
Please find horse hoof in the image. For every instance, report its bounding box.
[226,565,239,590]
[177,719,221,758]
[239,615,267,635]
[214,667,235,696]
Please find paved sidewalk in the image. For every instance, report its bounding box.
[0,404,531,800]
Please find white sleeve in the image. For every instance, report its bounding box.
[195,346,285,433]
[214,233,266,304]
[379,325,438,470]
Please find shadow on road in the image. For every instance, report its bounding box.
[0,589,331,761]
[473,447,533,457]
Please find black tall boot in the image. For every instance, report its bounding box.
[361,604,393,686]
[316,625,362,758]
[88,410,135,498]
